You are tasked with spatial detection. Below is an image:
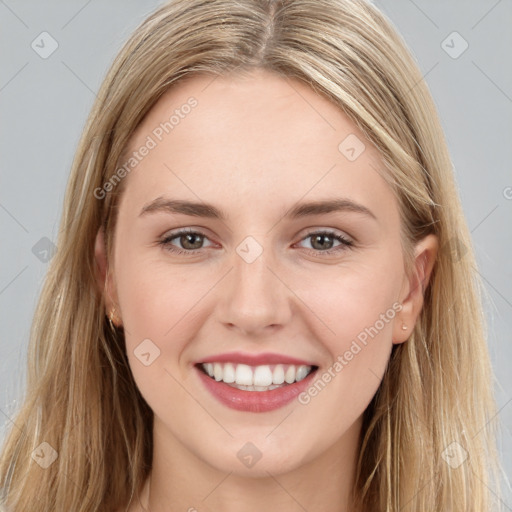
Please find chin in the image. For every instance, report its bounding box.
[195,433,315,478]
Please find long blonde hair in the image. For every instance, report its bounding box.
[0,0,500,510]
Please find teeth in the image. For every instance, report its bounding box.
[235,364,253,385]
[228,383,284,391]
[253,365,273,386]
[285,365,296,384]
[200,362,314,389]
[223,363,235,383]
[213,363,223,381]
[273,364,285,384]
[295,365,310,382]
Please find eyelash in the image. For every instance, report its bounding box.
[157,228,354,257]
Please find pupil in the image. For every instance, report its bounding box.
[182,233,202,249]
[312,234,333,250]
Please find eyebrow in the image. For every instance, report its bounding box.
[139,197,377,221]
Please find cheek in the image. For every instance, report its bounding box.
[296,255,402,351]
[114,251,221,386]
[115,248,207,335]
[114,255,207,418]
[291,255,401,417]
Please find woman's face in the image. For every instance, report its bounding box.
[97,68,433,477]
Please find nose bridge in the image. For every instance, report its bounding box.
[218,237,291,333]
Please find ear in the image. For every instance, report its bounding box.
[94,226,119,320]
[393,234,438,344]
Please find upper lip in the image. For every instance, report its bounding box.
[195,351,318,367]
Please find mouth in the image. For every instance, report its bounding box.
[195,362,318,391]
[194,362,319,412]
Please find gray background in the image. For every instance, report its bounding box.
[1,0,511,506]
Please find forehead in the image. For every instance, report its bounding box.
[132,68,379,156]
[117,68,396,224]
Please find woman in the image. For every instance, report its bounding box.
[0,0,501,510]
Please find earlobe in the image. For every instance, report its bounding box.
[393,234,438,344]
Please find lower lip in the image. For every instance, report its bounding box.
[195,365,318,412]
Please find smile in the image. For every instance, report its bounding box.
[195,362,319,412]
[200,362,315,390]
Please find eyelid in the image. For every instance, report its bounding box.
[293,229,354,256]
[158,226,354,257]
[159,227,216,248]
[297,226,354,243]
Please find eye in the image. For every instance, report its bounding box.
[158,228,214,255]
[158,228,354,257]
[295,230,354,257]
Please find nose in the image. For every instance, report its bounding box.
[215,245,292,336]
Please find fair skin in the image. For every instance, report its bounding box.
[95,68,437,512]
